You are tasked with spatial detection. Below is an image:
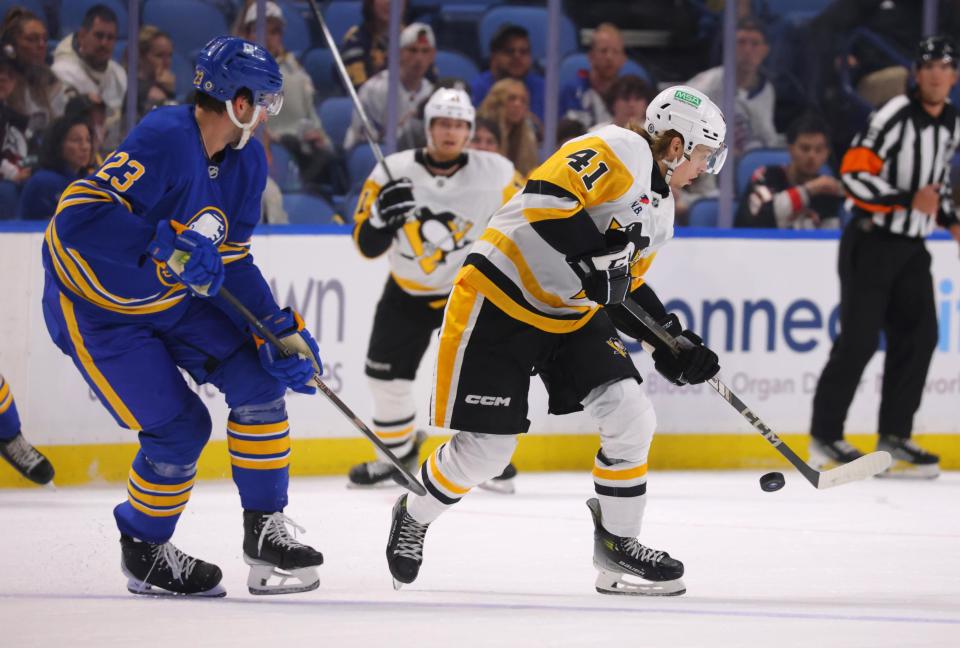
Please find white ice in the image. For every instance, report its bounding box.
[1,472,958,648]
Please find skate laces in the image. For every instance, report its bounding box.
[258,512,308,554]
[3,435,44,471]
[150,543,198,582]
[621,538,664,564]
[395,513,428,561]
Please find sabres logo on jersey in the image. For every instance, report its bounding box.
[158,206,229,285]
[397,207,473,275]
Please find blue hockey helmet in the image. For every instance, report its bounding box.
[194,36,284,116]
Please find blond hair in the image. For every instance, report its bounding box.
[478,78,539,176]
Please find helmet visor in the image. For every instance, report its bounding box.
[255,90,284,116]
[705,143,727,174]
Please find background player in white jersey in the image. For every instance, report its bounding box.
[0,374,54,485]
[385,86,726,596]
[349,88,522,492]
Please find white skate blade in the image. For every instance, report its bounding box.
[122,565,226,598]
[815,450,892,489]
[477,477,515,495]
[244,556,319,595]
[594,568,685,597]
[875,460,939,480]
[392,578,405,591]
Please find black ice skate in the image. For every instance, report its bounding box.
[477,462,518,495]
[876,436,940,479]
[586,498,685,596]
[808,438,864,470]
[120,534,225,597]
[386,494,429,590]
[243,511,324,595]
[348,430,426,488]
[0,433,54,485]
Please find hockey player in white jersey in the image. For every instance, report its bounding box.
[349,88,523,492]
[385,86,727,596]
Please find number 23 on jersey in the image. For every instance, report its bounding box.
[95,151,146,193]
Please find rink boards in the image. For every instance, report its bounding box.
[1,224,958,485]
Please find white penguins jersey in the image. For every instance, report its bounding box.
[458,125,674,333]
[353,148,522,297]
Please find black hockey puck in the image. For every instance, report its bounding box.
[759,471,785,492]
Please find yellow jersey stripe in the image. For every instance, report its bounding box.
[127,496,186,517]
[592,463,648,481]
[226,420,289,435]
[127,485,193,508]
[227,435,291,456]
[128,470,194,494]
[230,455,290,471]
[428,449,469,495]
[375,425,415,440]
[460,267,599,335]
[433,283,479,428]
[479,228,590,312]
[59,292,141,430]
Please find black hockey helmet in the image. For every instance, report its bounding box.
[915,35,957,68]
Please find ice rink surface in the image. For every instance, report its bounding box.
[1,471,957,648]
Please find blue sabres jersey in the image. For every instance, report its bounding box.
[42,105,278,325]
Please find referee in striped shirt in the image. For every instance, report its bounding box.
[808,35,960,479]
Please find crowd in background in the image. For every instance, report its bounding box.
[0,0,957,227]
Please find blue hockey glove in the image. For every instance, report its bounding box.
[147,220,225,297]
[255,308,323,395]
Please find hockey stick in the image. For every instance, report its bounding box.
[619,300,891,489]
[218,287,427,496]
[305,0,394,182]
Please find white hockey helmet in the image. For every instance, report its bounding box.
[644,85,727,174]
[424,87,475,149]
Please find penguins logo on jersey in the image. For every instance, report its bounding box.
[398,207,473,275]
[605,337,628,358]
[157,207,229,285]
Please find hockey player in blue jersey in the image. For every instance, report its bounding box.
[40,36,324,597]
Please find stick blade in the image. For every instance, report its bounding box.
[816,451,892,489]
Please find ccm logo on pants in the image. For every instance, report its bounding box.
[465,395,512,406]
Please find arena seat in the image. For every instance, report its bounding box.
[143,0,229,58]
[282,193,337,224]
[318,96,354,151]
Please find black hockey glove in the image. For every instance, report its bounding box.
[372,177,416,231]
[651,316,720,386]
[567,241,635,305]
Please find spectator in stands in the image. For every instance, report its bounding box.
[134,25,176,121]
[344,22,435,151]
[560,23,627,129]
[0,57,31,186]
[52,4,126,151]
[478,78,539,177]
[342,0,402,89]
[64,94,106,164]
[242,1,339,194]
[735,114,844,230]
[0,7,65,144]
[593,74,654,130]
[472,24,545,123]
[687,17,781,156]
[470,116,501,153]
[16,113,94,220]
